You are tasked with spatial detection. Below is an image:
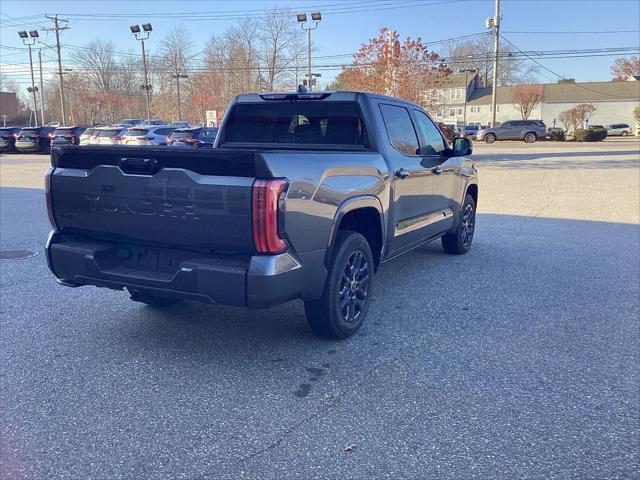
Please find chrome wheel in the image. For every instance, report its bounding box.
[485,134,495,144]
[461,203,475,248]
[338,250,369,323]
[524,133,536,143]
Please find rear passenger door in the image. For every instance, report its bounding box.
[378,103,439,255]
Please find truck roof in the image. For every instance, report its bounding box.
[234,90,423,109]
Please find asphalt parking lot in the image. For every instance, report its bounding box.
[1,138,639,479]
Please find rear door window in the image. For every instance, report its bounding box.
[124,129,149,137]
[379,104,420,156]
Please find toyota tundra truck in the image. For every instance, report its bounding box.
[45,90,478,339]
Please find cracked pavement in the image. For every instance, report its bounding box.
[1,138,639,479]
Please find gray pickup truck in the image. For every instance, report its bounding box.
[45,91,478,338]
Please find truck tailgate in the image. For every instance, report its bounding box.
[50,146,266,253]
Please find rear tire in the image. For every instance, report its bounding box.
[484,133,496,144]
[129,289,180,306]
[442,194,476,255]
[524,132,537,143]
[304,231,374,339]
[621,131,628,137]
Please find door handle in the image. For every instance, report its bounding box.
[432,166,444,175]
[395,168,410,179]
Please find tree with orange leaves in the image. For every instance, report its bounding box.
[336,28,451,112]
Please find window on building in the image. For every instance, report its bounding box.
[449,108,456,117]
[470,106,480,113]
[457,108,463,115]
[379,104,420,156]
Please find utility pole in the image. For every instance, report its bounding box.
[45,15,69,126]
[27,43,38,125]
[38,49,45,125]
[489,0,500,127]
[173,71,188,122]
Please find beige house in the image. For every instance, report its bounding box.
[432,73,640,131]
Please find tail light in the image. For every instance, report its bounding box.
[184,137,198,143]
[45,168,58,229]
[113,135,125,141]
[252,179,288,254]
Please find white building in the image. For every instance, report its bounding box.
[432,72,640,131]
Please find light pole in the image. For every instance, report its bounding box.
[130,23,153,123]
[18,30,39,125]
[296,12,321,91]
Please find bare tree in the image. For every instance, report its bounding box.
[445,36,538,86]
[573,103,598,128]
[512,84,544,119]
[558,110,572,132]
[260,7,303,91]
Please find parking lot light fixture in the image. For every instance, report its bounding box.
[130,23,152,122]
[18,30,39,126]
[297,12,321,91]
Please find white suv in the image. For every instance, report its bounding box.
[606,123,633,136]
[121,126,175,146]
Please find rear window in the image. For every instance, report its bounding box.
[53,128,74,135]
[200,129,218,139]
[222,101,366,146]
[19,128,40,134]
[171,130,195,139]
[124,129,149,137]
[98,129,120,137]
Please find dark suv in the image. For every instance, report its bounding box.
[15,126,56,153]
[51,126,87,147]
[0,127,21,152]
[477,120,547,143]
[168,127,219,148]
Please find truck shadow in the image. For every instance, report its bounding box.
[121,213,640,363]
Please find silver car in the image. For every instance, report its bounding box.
[79,127,99,145]
[606,123,633,136]
[477,119,547,143]
[120,126,175,146]
[93,127,128,145]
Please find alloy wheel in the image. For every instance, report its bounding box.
[338,250,369,323]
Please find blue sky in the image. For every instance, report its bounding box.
[1,0,639,87]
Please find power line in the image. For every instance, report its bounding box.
[499,34,639,99]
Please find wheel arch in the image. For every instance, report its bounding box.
[325,196,385,271]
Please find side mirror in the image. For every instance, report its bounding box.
[453,137,472,157]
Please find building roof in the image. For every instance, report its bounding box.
[438,71,479,89]
[467,80,640,105]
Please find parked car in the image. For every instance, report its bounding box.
[0,127,21,152]
[546,127,566,141]
[140,119,166,126]
[463,125,480,137]
[120,126,175,146]
[169,121,190,128]
[606,123,633,136]
[45,90,478,339]
[92,127,128,145]
[167,127,218,147]
[50,126,87,147]
[15,126,56,153]
[78,127,100,145]
[477,119,547,143]
[120,118,142,126]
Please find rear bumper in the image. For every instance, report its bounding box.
[45,231,327,308]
